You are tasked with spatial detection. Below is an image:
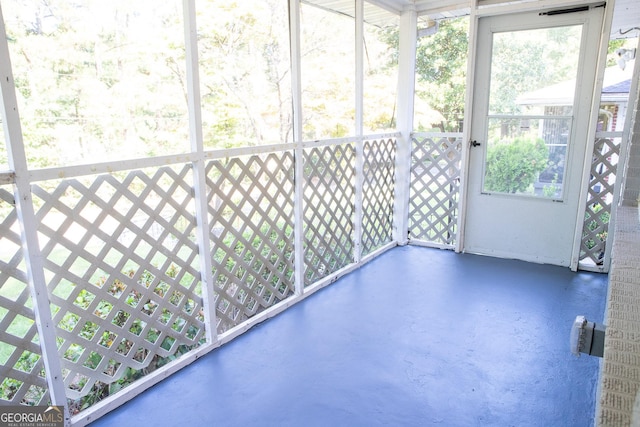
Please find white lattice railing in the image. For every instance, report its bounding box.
[2,127,624,422]
[362,138,396,256]
[579,133,622,271]
[0,185,50,406]
[404,130,622,266]
[303,144,356,285]
[0,135,398,422]
[32,166,205,402]
[207,153,296,332]
[408,133,463,247]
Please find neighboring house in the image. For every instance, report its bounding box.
[516,62,634,192]
[517,62,634,132]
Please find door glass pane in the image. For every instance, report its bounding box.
[483,25,582,198]
[485,117,570,198]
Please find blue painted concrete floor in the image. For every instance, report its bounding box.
[90,246,608,426]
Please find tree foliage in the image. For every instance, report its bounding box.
[414,18,468,132]
[490,26,582,115]
[484,137,548,194]
[377,18,469,132]
[197,0,293,147]
[1,1,398,169]
[3,0,188,167]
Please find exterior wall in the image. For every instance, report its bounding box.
[597,206,640,426]
[622,76,640,206]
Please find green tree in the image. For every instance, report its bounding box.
[379,18,469,132]
[4,0,189,167]
[197,0,292,147]
[415,18,469,132]
[484,137,548,194]
[489,26,582,115]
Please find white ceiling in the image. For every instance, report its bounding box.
[303,0,640,37]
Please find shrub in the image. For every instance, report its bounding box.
[484,136,548,194]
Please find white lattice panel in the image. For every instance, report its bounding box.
[409,135,462,246]
[32,166,205,400]
[206,153,295,334]
[303,144,356,285]
[579,137,620,267]
[0,186,50,406]
[362,138,396,256]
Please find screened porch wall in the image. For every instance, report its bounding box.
[1,1,635,425]
[0,0,408,421]
[0,135,399,422]
[0,124,626,422]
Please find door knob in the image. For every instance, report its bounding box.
[471,140,481,147]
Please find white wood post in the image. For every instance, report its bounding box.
[182,0,219,344]
[289,0,306,295]
[0,4,70,424]
[393,7,417,245]
[570,2,614,271]
[354,0,365,262]
[594,0,629,273]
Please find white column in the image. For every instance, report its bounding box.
[0,4,69,423]
[290,0,306,295]
[354,0,364,262]
[182,0,219,345]
[603,23,640,271]
[571,1,615,271]
[620,36,640,206]
[393,7,417,245]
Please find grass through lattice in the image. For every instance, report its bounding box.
[0,217,203,409]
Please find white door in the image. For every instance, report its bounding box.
[464,5,604,267]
